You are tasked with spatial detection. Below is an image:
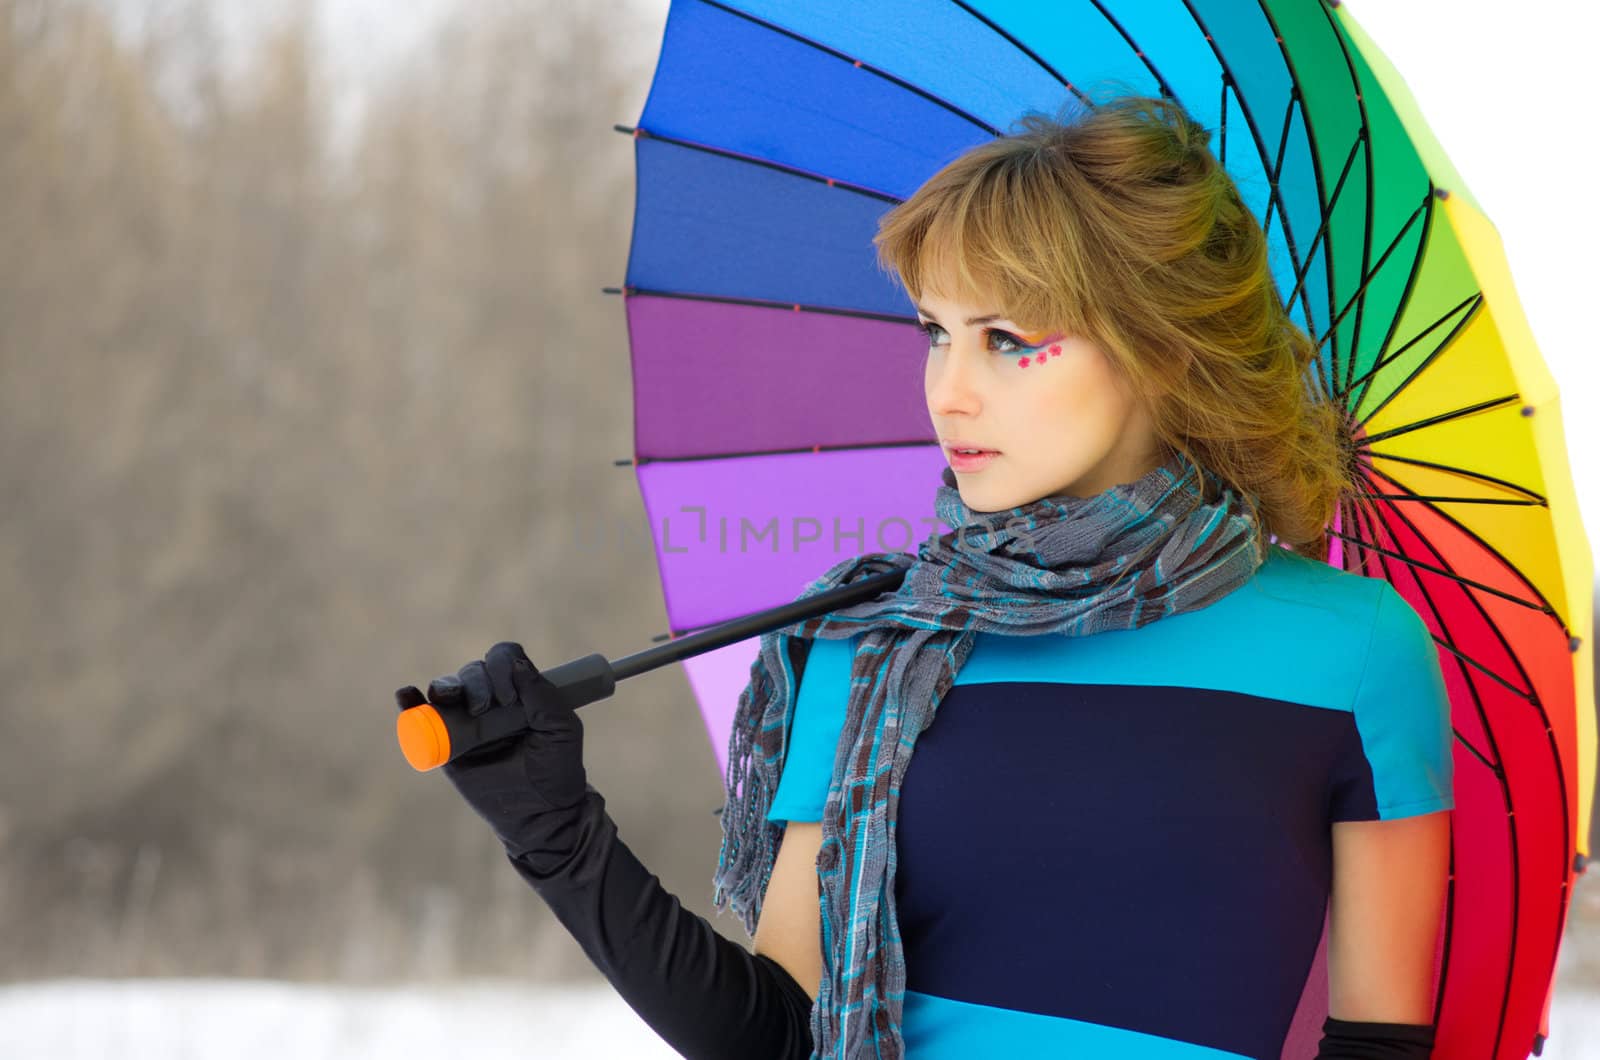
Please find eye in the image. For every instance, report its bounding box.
[916,321,1032,356]
[986,328,1026,355]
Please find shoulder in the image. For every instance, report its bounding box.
[1247,546,1388,619]
[1350,577,1447,717]
[956,547,1386,709]
[1235,552,1454,821]
[1173,545,1388,649]
[1197,550,1452,821]
[1339,577,1455,820]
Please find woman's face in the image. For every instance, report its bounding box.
[918,285,1166,514]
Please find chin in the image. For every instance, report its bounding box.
[955,483,1013,515]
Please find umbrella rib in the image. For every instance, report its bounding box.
[1335,491,1383,580]
[950,1,1093,106]
[1296,2,1381,406]
[1279,133,1363,335]
[1360,450,1547,506]
[1315,195,1431,395]
[1193,0,1345,409]
[1339,489,1502,770]
[1185,2,1311,301]
[1346,493,1542,507]
[1259,89,1299,244]
[1429,630,1540,704]
[612,284,918,326]
[612,125,903,205]
[1345,191,1440,416]
[1218,76,1228,167]
[1342,292,1478,419]
[635,437,936,467]
[1322,525,1549,616]
[1358,393,1520,447]
[1356,463,1574,1048]
[1251,0,1351,395]
[1343,483,1514,1052]
[1279,134,1364,405]
[1318,191,1431,396]
[1346,475,1539,703]
[695,0,1001,137]
[1343,169,1376,405]
[1082,1,1175,99]
[1361,461,1566,631]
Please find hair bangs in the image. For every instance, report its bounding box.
[877,154,1087,337]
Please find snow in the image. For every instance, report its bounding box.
[2,978,1599,1058]
[0,979,680,1060]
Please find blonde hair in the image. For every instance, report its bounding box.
[872,91,1355,561]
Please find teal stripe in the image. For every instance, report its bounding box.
[901,990,1252,1058]
[766,546,1454,825]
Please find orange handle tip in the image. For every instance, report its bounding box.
[397,702,451,771]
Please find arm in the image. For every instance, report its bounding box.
[752,820,824,1000]
[1327,810,1450,1021]
[504,786,818,1060]
[1315,584,1454,1058]
[397,642,817,1059]
[1315,809,1451,1057]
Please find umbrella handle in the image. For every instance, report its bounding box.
[395,653,616,771]
[394,566,909,771]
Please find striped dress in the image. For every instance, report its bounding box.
[765,546,1455,1059]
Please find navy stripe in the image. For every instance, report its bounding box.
[895,680,1351,1058]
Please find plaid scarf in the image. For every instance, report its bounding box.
[712,448,1266,1059]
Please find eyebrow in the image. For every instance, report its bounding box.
[913,305,1010,327]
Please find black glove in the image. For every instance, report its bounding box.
[395,640,585,863]
[1315,1015,1436,1058]
[396,642,815,1059]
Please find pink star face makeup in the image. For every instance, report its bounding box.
[1016,330,1067,369]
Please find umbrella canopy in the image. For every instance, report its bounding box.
[618,2,1595,1056]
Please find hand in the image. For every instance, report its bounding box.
[395,641,589,859]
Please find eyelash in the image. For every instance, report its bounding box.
[916,320,1030,356]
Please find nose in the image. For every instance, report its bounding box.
[925,342,984,419]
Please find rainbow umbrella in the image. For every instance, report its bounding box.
[616,1,1595,1055]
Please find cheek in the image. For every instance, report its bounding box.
[1020,348,1120,432]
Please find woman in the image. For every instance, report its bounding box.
[397,92,1453,1059]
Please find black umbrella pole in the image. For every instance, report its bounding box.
[395,566,908,771]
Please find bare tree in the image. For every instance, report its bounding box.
[1,0,733,986]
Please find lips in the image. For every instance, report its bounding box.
[943,441,1001,455]
[946,447,999,473]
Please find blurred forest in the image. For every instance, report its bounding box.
[0,0,734,983]
[2,0,1597,1003]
